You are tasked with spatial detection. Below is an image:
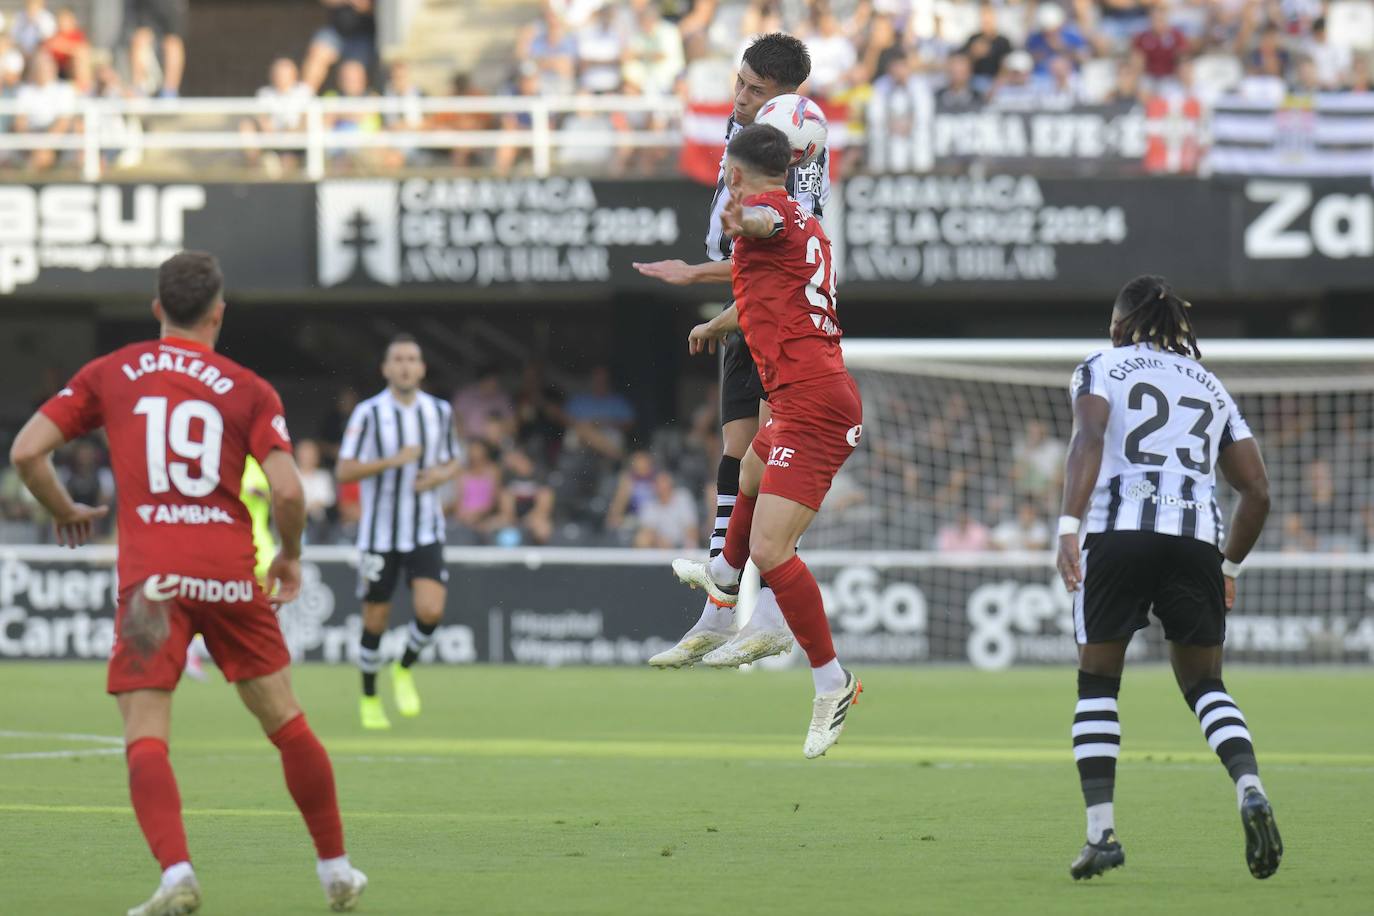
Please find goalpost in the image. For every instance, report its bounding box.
[755,339,1374,669]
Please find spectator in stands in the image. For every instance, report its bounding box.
[936,511,992,552]
[0,41,23,146]
[1304,17,1350,91]
[492,448,555,546]
[1132,5,1192,88]
[11,0,56,58]
[1106,53,1144,103]
[454,369,515,443]
[1096,0,1152,51]
[988,50,1040,108]
[431,73,495,169]
[1348,55,1373,94]
[576,4,624,94]
[43,7,87,80]
[127,0,187,98]
[558,91,634,172]
[239,57,314,175]
[1289,54,1322,94]
[632,469,699,549]
[1247,24,1291,80]
[513,363,567,465]
[936,53,983,109]
[1011,419,1066,506]
[451,439,503,542]
[61,440,113,537]
[1034,54,1085,106]
[381,60,427,168]
[326,59,382,168]
[960,3,1014,92]
[303,0,376,92]
[494,63,540,175]
[1027,4,1093,76]
[521,5,579,96]
[992,498,1052,551]
[622,1,685,99]
[867,49,933,170]
[851,8,899,86]
[548,0,606,30]
[564,365,635,460]
[802,5,858,99]
[605,449,657,533]
[296,439,336,542]
[14,50,76,171]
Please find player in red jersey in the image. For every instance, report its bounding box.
[9,252,367,915]
[672,124,863,758]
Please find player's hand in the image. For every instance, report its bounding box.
[264,552,302,607]
[688,321,723,355]
[414,467,448,492]
[390,444,423,468]
[1056,533,1083,593]
[1224,575,1236,611]
[720,190,745,238]
[633,259,697,285]
[53,503,108,548]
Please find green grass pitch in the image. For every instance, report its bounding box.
[1,663,1371,915]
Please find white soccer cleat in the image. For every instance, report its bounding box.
[322,866,368,912]
[648,625,737,668]
[127,875,201,916]
[701,624,795,668]
[803,669,862,759]
[671,558,739,608]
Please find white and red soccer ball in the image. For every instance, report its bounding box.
[754,93,828,168]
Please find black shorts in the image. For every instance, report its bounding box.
[357,542,448,603]
[130,0,188,37]
[1074,531,1226,646]
[720,327,766,426]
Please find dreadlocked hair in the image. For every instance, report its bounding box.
[1112,274,1201,360]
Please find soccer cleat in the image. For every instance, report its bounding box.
[1240,788,1283,879]
[323,866,369,912]
[803,669,862,759]
[126,874,201,916]
[359,695,391,730]
[701,623,794,668]
[648,625,737,668]
[671,558,739,608]
[390,662,421,717]
[1069,830,1125,880]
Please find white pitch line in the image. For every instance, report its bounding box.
[0,729,125,761]
[0,748,125,761]
[0,730,124,746]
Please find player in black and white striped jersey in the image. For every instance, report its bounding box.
[1057,276,1282,881]
[634,33,830,668]
[337,334,461,731]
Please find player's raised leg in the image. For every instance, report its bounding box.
[237,668,367,910]
[1069,641,1128,880]
[1172,642,1282,879]
[391,568,445,717]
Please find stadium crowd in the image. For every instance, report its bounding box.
[1,365,1368,555]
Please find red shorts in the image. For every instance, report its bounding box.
[751,372,863,511]
[107,575,290,695]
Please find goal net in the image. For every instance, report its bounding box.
[769,340,1374,669]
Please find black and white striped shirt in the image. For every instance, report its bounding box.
[340,389,460,553]
[704,115,832,261]
[1072,345,1253,546]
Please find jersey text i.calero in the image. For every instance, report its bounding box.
[40,337,293,589]
[730,188,846,393]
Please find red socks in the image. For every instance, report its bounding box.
[126,737,190,869]
[722,492,756,572]
[763,555,836,667]
[270,714,345,860]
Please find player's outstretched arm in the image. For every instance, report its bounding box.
[336,444,422,485]
[632,259,733,286]
[1217,438,1270,608]
[261,449,306,605]
[9,413,108,548]
[1056,394,1109,592]
[720,190,782,240]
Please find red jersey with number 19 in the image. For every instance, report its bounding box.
[730,188,846,393]
[40,337,293,589]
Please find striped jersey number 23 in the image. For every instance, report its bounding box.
[1123,382,1215,475]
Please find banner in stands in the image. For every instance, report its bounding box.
[1209,93,1374,178]
[4,550,1370,668]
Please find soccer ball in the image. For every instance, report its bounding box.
[754,94,828,168]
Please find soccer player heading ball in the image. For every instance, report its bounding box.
[672,122,863,759]
[9,252,367,914]
[1057,276,1282,881]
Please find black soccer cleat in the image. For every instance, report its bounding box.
[1240,788,1283,879]
[1070,830,1125,880]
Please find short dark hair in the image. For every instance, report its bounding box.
[386,332,423,359]
[1113,274,1200,359]
[742,32,810,89]
[727,123,792,178]
[157,251,223,327]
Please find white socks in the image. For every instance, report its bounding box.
[747,587,788,631]
[694,595,736,632]
[317,855,352,885]
[812,658,845,695]
[1086,803,1114,841]
[1236,774,1265,808]
[161,862,195,890]
[708,554,742,589]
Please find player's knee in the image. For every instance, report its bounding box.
[749,531,791,573]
